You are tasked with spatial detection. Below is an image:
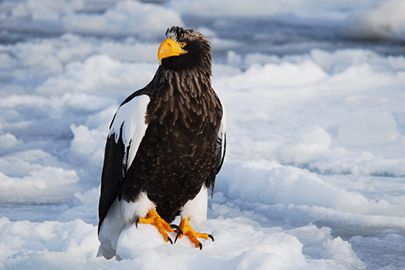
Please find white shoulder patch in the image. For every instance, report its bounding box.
[218,100,226,161]
[109,94,150,170]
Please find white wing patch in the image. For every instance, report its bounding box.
[218,104,226,160]
[109,94,150,171]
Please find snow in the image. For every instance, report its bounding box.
[337,112,397,147]
[62,1,183,35]
[168,0,367,19]
[1,0,405,269]
[2,0,183,35]
[345,0,405,40]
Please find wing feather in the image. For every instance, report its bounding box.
[216,103,226,173]
[98,93,150,233]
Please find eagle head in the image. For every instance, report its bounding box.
[158,26,212,74]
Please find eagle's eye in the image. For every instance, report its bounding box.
[180,42,187,48]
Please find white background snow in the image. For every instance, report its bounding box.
[1,0,405,269]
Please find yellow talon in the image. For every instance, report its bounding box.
[176,217,213,249]
[137,209,174,243]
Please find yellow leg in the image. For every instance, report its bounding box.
[137,209,174,243]
[176,217,214,249]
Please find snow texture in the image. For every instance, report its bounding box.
[0,0,405,269]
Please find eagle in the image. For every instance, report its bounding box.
[97,26,226,259]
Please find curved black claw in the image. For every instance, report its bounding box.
[167,237,173,244]
[170,224,183,243]
[199,243,202,250]
[170,224,182,233]
[208,234,214,242]
[135,217,140,228]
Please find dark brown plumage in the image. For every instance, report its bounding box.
[97,26,226,258]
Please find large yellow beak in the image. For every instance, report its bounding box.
[158,38,185,64]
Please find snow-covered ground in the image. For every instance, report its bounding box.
[1,0,405,269]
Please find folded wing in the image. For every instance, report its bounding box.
[98,93,150,232]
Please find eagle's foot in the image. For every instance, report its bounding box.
[175,217,214,249]
[170,224,183,242]
[136,208,174,243]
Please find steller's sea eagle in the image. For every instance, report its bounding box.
[97,26,226,259]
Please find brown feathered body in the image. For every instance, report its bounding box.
[117,67,223,222]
